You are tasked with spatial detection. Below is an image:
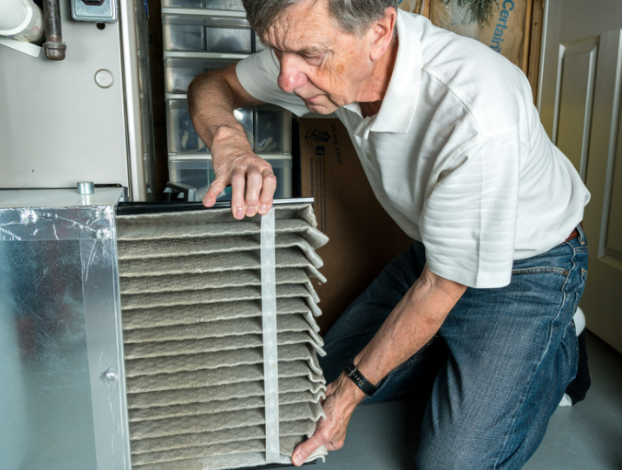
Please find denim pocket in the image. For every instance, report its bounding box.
[511,243,573,279]
[510,257,571,293]
[511,266,569,276]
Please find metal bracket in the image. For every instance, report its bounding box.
[71,0,118,23]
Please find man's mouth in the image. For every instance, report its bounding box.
[300,95,322,104]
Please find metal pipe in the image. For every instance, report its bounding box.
[42,0,66,60]
[77,182,95,195]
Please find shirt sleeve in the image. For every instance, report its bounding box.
[236,48,310,117]
[419,131,522,289]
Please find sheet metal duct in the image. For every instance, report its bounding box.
[0,188,131,470]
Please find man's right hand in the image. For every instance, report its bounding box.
[188,63,269,219]
[204,150,277,219]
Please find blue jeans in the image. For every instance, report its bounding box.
[320,225,588,469]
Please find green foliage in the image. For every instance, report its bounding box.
[452,0,500,25]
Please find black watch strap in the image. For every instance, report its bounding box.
[343,361,378,396]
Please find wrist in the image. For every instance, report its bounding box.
[343,360,379,397]
[337,372,367,406]
[211,124,252,152]
[334,372,366,405]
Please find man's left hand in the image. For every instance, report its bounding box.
[291,374,365,466]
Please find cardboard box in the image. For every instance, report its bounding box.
[430,0,528,65]
[298,118,412,334]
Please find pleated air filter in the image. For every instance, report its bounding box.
[115,203,329,470]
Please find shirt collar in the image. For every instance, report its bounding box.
[342,11,422,138]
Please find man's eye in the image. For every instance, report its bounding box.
[303,54,321,63]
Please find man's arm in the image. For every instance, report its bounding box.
[188,64,273,219]
[291,264,467,466]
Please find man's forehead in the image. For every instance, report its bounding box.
[264,0,338,51]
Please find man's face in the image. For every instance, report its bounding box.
[262,0,377,114]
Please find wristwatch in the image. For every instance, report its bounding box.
[344,361,378,396]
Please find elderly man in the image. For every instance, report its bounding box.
[188,1,590,468]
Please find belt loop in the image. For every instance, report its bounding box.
[577,223,586,245]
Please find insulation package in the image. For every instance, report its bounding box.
[116,203,329,470]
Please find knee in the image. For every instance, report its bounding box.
[415,445,489,470]
[415,429,499,470]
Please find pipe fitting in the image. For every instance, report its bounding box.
[42,0,66,60]
[0,0,44,43]
[77,182,95,195]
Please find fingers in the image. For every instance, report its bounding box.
[258,171,277,215]
[203,174,228,208]
[320,383,334,406]
[244,166,264,217]
[230,167,247,220]
[208,155,275,220]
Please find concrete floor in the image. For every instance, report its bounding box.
[316,331,622,470]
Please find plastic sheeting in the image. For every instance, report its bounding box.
[0,188,130,470]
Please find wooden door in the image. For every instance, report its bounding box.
[539,0,622,352]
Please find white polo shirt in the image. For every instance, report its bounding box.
[236,11,590,288]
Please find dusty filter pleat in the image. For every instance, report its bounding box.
[130,419,319,455]
[123,330,325,361]
[126,377,326,409]
[124,343,323,379]
[116,204,328,469]
[121,298,320,331]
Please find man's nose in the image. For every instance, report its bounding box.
[277,54,308,93]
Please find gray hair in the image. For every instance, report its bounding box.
[242,0,398,37]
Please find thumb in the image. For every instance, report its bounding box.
[291,432,325,466]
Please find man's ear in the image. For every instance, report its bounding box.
[369,7,397,61]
